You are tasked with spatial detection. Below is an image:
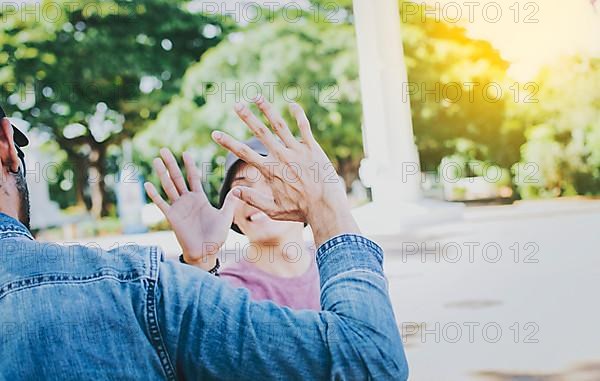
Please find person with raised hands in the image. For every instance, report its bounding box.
[0,99,408,380]
[142,98,408,378]
[145,96,357,253]
[145,95,340,310]
[146,138,322,310]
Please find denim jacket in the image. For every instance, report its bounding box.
[0,213,408,380]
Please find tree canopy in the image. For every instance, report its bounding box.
[1,0,232,216]
[512,57,600,197]
[1,0,597,219]
[139,1,514,200]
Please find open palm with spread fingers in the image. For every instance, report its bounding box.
[212,97,359,247]
[144,148,239,268]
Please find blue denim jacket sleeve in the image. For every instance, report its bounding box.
[156,234,408,380]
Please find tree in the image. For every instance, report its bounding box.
[400,3,516,170]
[140,1,513,202]
[137,16,364,196]
[0,0,232,217]
[512,57,600,198]
[311,1,516,171]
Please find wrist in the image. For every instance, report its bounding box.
[306,199,360,248]
[181,240,224,268]
[184,252,218,271]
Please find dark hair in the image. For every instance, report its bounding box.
[14,170,31,230]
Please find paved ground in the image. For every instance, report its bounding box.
[60,198,600,380]
[385,199,600,381]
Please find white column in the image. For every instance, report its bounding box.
[353,0,421,204]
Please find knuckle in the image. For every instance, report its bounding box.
[255,126,267,136]
[255,98,266,108]
[273,120,287,131]
[297,121,309,131]
[239,108,252,118]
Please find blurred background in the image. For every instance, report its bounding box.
[1,0,599,379]
[0,0,598,236]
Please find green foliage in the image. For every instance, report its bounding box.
[400,3,517,170]
[512,57,600,198]
[308,0,354,14]
[141,2,515,202]
[1,0,231,215]
[438,136,511,187]
[3,0,595,213]
[138,16,364,199]
[3,0,230,130]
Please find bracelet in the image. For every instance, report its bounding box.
[179,255,220,277]
[208,258,221,277]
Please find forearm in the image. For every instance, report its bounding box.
[314,234,408,379]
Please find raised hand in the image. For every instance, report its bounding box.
[144,148,239,269]
[212,97,360,247]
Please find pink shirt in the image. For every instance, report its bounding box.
[219,257,321,310]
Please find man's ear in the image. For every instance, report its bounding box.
[0,118,20,173]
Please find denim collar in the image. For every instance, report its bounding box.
[0,212,34,240]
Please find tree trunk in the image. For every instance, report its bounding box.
[88,146,109,219]
[71,154,89,209]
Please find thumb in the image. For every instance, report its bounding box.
[220,188,241,219]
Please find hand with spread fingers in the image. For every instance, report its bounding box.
[144,148,239,269]
[212,97,360,247]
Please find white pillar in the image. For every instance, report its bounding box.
[353,0,422,204]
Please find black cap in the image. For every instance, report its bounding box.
[0,104,29,147]
[219,137,268,235]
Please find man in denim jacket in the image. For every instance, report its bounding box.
[0,100,408,380]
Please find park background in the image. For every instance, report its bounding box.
[1,0,598,234]
[1,0,600,380]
